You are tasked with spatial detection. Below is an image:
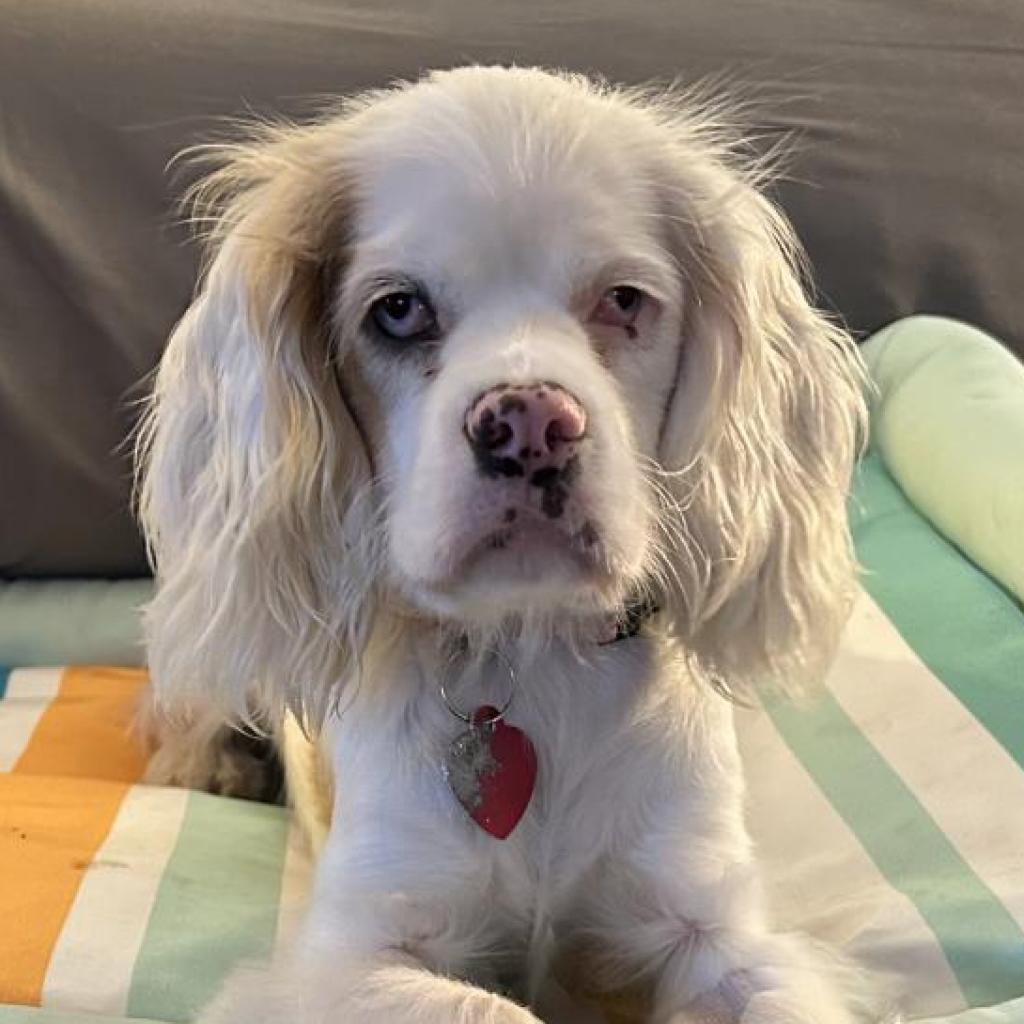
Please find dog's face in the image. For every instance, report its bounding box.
[139,67,866,715]
[338,72,684,622]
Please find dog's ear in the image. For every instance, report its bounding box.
[136,119,374,724]
[654,142,868,695]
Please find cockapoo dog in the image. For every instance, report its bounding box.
[137,66,869,1024]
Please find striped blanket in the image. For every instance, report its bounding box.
[741,454,1024,1022]
[1,451,1021,1024]
[0,668,313,1024]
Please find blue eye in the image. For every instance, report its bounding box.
[369,292,438,340]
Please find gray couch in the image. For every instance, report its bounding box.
[2,0,1022,578]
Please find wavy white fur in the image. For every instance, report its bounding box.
[137,66,872,1024]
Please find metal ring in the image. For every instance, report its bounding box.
[438,645,517,726]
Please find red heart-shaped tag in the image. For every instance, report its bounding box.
[444,706,537,840]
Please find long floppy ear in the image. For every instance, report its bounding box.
[655,139,868,695]
[136,119,375,724]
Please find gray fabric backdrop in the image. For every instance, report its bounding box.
[1,0,1022,577]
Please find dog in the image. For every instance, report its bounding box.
[136,65,869,1024]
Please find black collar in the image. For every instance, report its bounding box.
[600,596,659,645]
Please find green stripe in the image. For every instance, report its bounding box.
[0,1010,163,1024]
[765,687,1024,1006]
[126,792,290,1022]
[850,455,1024,768]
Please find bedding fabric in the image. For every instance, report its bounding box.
[0,668,313,1023]
[0,581,150,668]
[1,451,1023,1023]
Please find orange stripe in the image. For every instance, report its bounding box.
[0,667,149,1005]
[14,666,148,782]
[0,775,137,1005]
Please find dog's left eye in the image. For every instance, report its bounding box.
[369,292,438,341]
[591,285,643,330]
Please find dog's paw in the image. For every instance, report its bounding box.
[661,991,740,1024]
[145,724,282,801]
[661,985,856,1024]
[739,990,852,1024]
[496,1004,544,1024]
[197,960,544,1024]
[140,709,283,802]
[460,991,543,1024]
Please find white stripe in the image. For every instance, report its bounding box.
[919,994,1024,1024]
[829,591,1024,932]
[736,701,967,1018]
[0,667,63,770]
[41,785,190,1016]
[275,820,315,952]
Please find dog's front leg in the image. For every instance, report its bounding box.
[581,706,860,1024]
[650,912,858,1024]
[590,838,857,1024]
[197,840,543,1024]
[197,949,542,1024]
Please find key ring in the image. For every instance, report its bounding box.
[438,645,517,727]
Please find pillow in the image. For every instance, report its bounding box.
[862,315,1024,605]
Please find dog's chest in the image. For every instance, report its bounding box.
[324,639,671,924]
[469,660,659,919]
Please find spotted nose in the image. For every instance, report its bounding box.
[464,382,587,479]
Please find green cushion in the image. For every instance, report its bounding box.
[862,315,1024,605]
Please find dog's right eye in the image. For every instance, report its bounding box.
[369,292,438,341]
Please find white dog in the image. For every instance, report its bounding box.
[137,66,869,1024]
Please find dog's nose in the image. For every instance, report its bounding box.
[464,383,587,476]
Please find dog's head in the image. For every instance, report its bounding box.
[138,67,866,718]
